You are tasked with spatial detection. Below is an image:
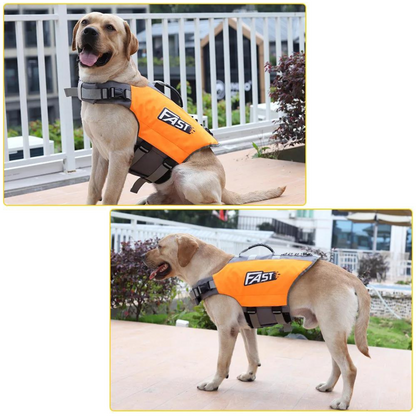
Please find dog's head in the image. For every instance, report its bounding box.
[143,234,200,281]
[72,12,139,69]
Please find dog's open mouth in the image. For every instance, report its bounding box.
[149,263,171,280]
[78,45,112,67]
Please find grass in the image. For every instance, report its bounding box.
[137,314,412,350]
[349,316,412,350]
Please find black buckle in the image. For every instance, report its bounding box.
[108,87,127,99]
[246,307,257,315]
[272,307,282,315]
[199,282,211,295]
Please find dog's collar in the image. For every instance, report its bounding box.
[65,79,183,107]
[65,80,132,105]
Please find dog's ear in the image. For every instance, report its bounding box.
[123,21,139,60]
[176,235,199,268]
[71,19,81,51]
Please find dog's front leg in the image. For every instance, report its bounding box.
[102,150,132,205]
[238,328,260,382]
[87,146,108,205]
[197,325,239,391]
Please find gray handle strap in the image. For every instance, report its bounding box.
[239,244,275,257]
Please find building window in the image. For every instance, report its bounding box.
[6,109,21,129]
[94,8,112,14]
[70,55,80,87]
[116,7,146,34]
[405,228,412,260]
[23,9,51,47]
[4,9,18,49]
[297,210,313,218]
[5,58,19,96]
[29,107,42,122]
[332,220,391,251]
[27,56,53,94]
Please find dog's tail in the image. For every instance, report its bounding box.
[222,186,286,205]
[353,280,371,358]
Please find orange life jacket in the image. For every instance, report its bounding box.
[190,247,319,330]
[65,81,218,193]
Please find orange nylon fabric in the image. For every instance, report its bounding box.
[129,85,218,163]
[212,259,313,307]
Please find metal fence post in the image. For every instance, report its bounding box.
[54,4,76,172]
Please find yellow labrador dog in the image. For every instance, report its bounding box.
[72,13,286,205]
[143,234,371,410]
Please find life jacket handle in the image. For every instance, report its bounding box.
[238,244,275,257]
[153,80,184,108]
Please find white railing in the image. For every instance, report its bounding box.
[332,249,412,280]
[4,5,305,183]
[110,212,276,255]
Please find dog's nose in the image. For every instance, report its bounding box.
[83,27,98,37]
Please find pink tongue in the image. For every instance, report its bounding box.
[79,51,100,67]
[149,265,165,280]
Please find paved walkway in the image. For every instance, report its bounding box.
[5,149,305,205]
[111,320,411,411]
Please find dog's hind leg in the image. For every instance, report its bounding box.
[174,167,223,204]
[238,328,261,382]
[315,294,358,410]
[316,358,341,393]
[197,325,239,391]
[87,146,108,205]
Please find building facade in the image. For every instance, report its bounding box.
[237,210,412,257]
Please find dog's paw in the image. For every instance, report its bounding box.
[237,372,256,382]
[330,398,349,410]
[197,381,219,391]
[316,382,333,392]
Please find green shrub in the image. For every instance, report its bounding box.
[111,239,178,321]
[257,318,323,341]
[137,55,195,68]
[358,253,388,282]
[7,119,85,152]
[177,81,250,129]
[265,52,305,147]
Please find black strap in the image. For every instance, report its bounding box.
[239,244,275,257]
[153,80,184,108]
[190,278,217,305]
[243,306,292,331]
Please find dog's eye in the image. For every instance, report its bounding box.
[106,24,115,31]
[81,19,88,25]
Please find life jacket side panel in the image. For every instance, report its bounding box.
[212,259,314,308]
[129,86,218,164]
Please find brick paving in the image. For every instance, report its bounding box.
[5,148,305,205]
[111,320,411,411]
